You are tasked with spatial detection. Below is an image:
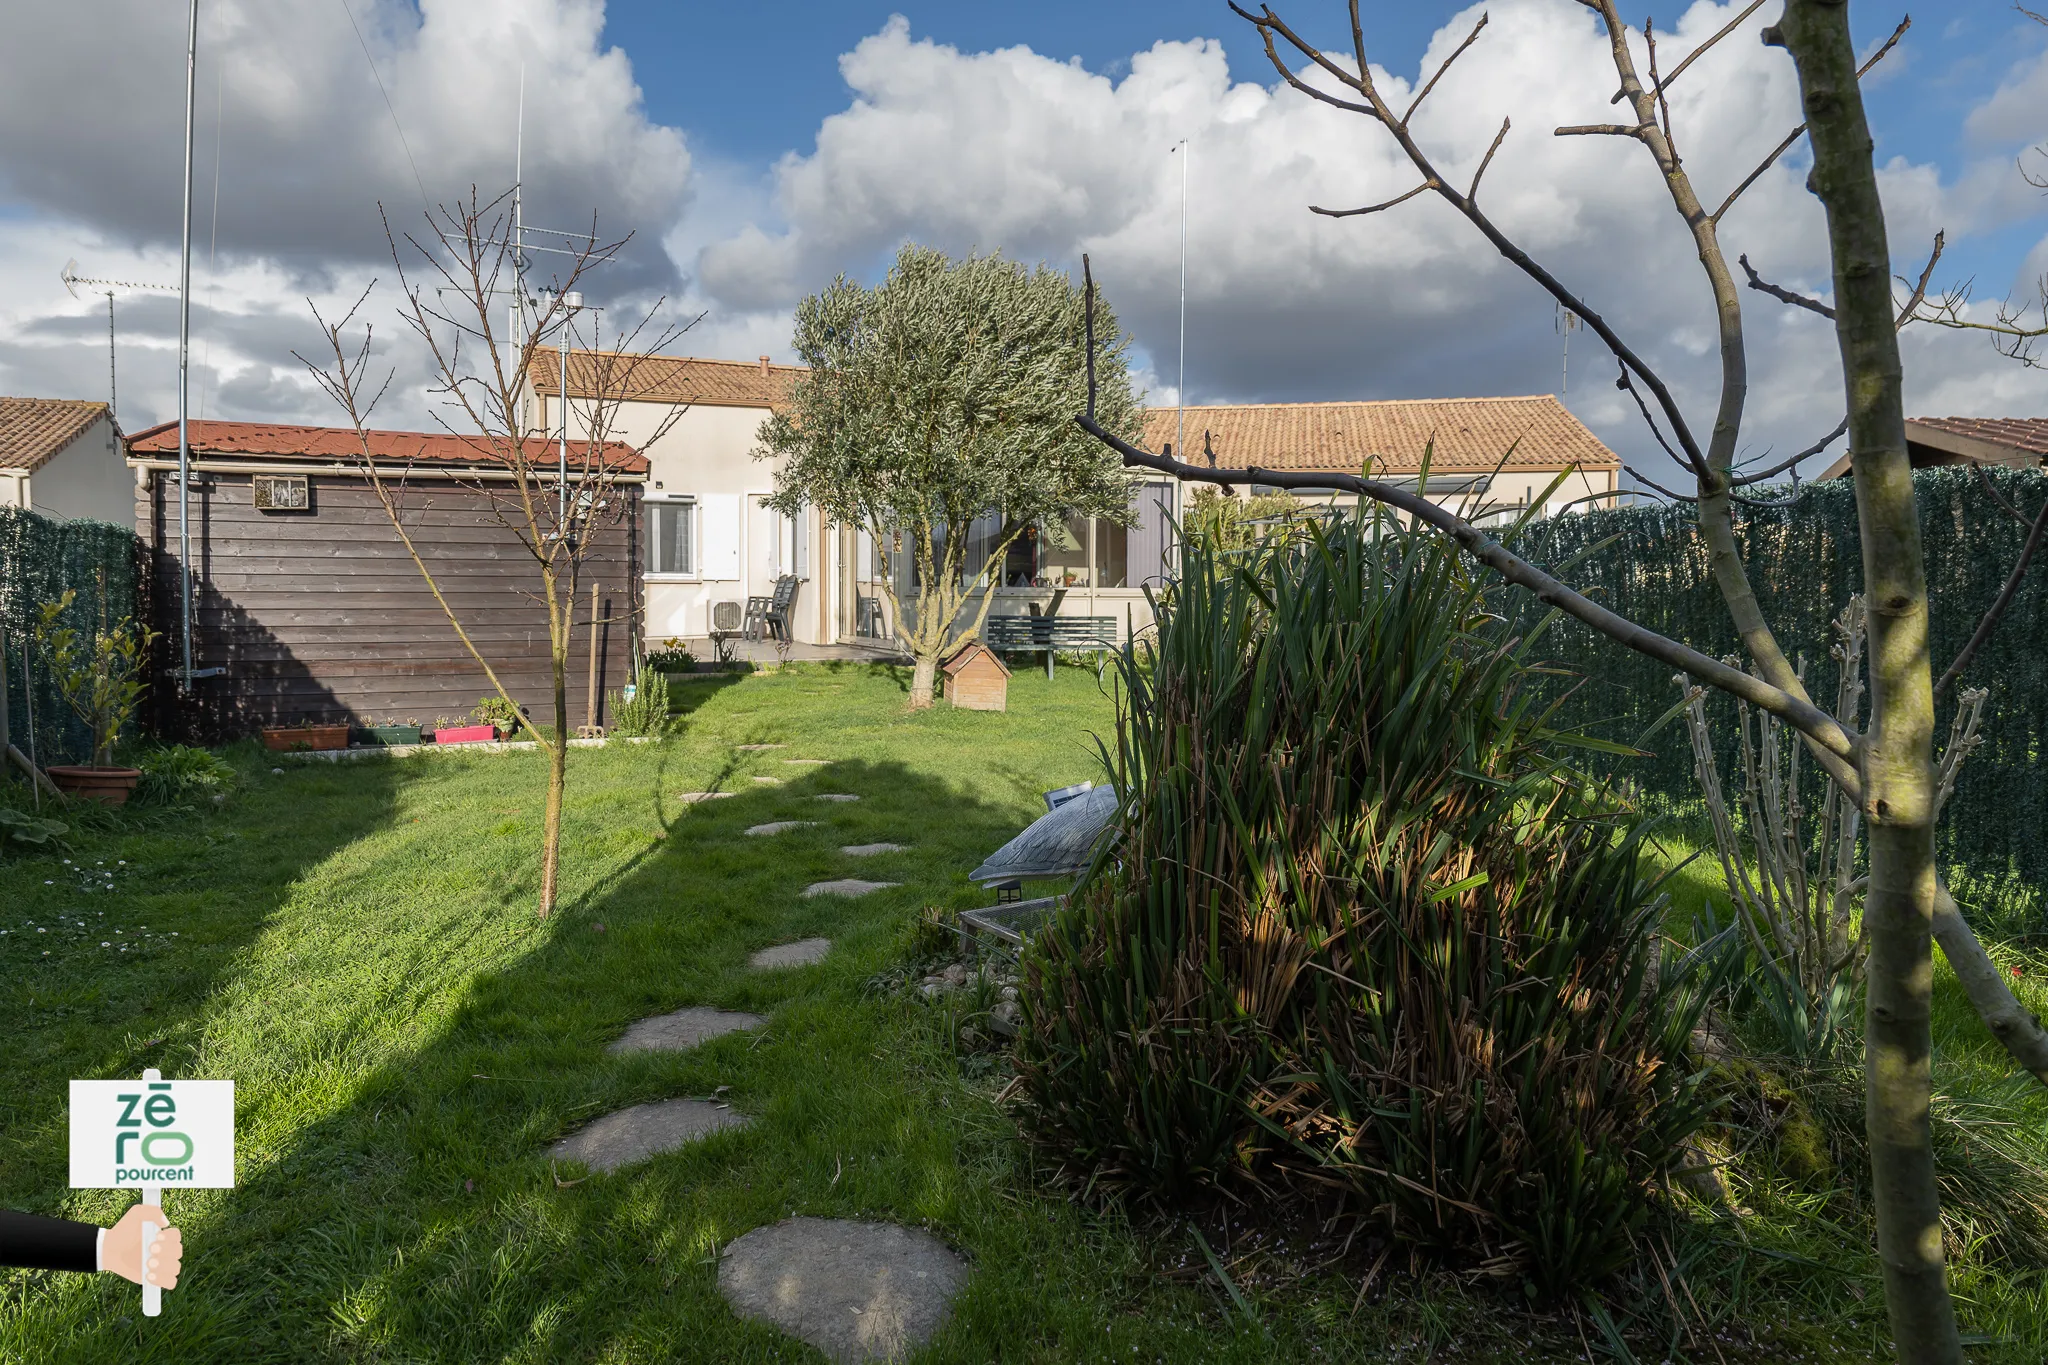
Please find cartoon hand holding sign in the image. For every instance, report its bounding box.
[68,1067,233,1316]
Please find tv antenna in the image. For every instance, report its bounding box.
[62,259,178,426]
[1555,302,1582,395]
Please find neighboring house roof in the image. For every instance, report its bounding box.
[530,350,804,410]
[1818,416,2048,479]
[126,419,647,475]
[1140,395,1619,475]
[0,397,112,471]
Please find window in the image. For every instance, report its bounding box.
[645,499,696,575]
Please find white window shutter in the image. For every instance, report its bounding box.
[702,493,741,580]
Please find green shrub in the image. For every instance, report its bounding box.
[470,695,525,734]
[1013,507,1725,1296]
[0,805,69,855]
[608,667,677,738]
[645,640,696,672]
[133,744,237,806]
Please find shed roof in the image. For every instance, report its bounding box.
[530,350,803,410]
[0,397,112,471]
[126,419,647,474]
[1139,395,1618,475]
[1817,416,2048,479]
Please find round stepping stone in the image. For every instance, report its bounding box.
[678,791,736,803]
[751,776,782,785]
[608,1007,764,1054]
[718,1218,969,1365]
[840,843,906,857]
[803,879,899,898]
[549,1098,749,1173]
[735,743,786,751]
[746,821,817,837]
[751,937,832,969]
[783,758,830,766]
[815,793,861,803]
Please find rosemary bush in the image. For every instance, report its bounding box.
[1015,507,1725,1294]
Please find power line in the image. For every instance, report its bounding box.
[339,0,431,213]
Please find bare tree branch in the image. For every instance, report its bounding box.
[1311,180,1436,218]
[1732,415,1848,486]
[1713,14,1912,224]
[1636,0,1770,103]
[1402,13,1489,126]
[1739,252,1834,319]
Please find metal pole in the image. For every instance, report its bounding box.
[558,314,570,532]
[1175,138,1188,463]
[586,581,601,731]
[106,293,117,423]
[176,0,198,690]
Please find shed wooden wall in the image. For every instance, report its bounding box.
[137,471,641,741]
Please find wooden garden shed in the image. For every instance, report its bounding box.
[125,420,644,742]
[943,639,1010,712]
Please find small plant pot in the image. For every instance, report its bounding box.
[358,724,422,747]
[46,765,144,806]
[432,723,499,745]
[260,725,351,753]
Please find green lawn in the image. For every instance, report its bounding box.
[2,662,2045,1363]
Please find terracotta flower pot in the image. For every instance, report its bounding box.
[261,724,351,753]
[47,765,144,807]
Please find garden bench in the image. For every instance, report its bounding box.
[982,613,1120,680]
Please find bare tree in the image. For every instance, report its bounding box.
[301,189,693,917]
[1070,4,2048,1358]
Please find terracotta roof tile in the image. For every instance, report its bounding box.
[530,350,802,409]
[1141,395,1618,475]
[1910,416,2048,458]
[0,397,112,471]
[125,419,646,474]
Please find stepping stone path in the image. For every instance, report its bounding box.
[750,937,832,969]
[735,743,786,751]
[745,821,817,837]
[607,1006,764,1054]
[840,843,906,857]
[751,776,782,784]
[718,1218,969,1365]
[802,879,899,898]
[678,791,736,803]
[550,1098,749,1173]
[783,758,830,766]
[815,793,861,803]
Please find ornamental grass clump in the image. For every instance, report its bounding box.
[1014,507,1726,1295]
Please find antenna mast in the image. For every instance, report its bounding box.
[176,0,199,691]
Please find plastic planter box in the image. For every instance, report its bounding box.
[432,723,499,745]
[358,724,423,746]
[261,724,351,752]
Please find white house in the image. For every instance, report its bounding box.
[528,350,1622,651]
[0,397,130,524]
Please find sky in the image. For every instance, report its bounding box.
[0,0,2043,488]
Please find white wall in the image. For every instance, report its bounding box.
[22,416,132,526]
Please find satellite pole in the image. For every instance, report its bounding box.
[176,0,199,690]
[1172,138,1189,462]
[1556,302,1581,395]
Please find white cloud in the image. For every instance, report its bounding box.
[692,2,2048,481]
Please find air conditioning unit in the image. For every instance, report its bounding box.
[711,600,743,632]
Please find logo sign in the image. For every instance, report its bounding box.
[69,1078,235,1190]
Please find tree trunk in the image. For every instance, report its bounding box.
[909,653,938,710]
[540,586,570,918]
[1779,4,1957,1359]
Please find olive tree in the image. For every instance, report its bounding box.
[1072,4,2048,1359]
[758,244,1143,708]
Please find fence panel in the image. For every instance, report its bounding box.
[0,506,145,768]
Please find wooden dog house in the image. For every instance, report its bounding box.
[943,639,1011,712]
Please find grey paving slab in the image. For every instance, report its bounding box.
[783,758,831,766]
[678,791,736,803]
[549,1099,750,1173]
[751,776,783,784]
[718,1218,970,1364]
[802,879,899,898]
[607,1007,765,1054]
[735,743,787,751]
[840,843,907,857]
[814,793,861,803]
[750,937,832,969]
[745,821,818,837]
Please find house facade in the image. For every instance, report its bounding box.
[530,349,1621,649]
[124,419,643,739]
[0,397,130,524]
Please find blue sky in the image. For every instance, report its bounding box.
[0,1,2042,477]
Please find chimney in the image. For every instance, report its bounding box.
[758,355,771,377]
